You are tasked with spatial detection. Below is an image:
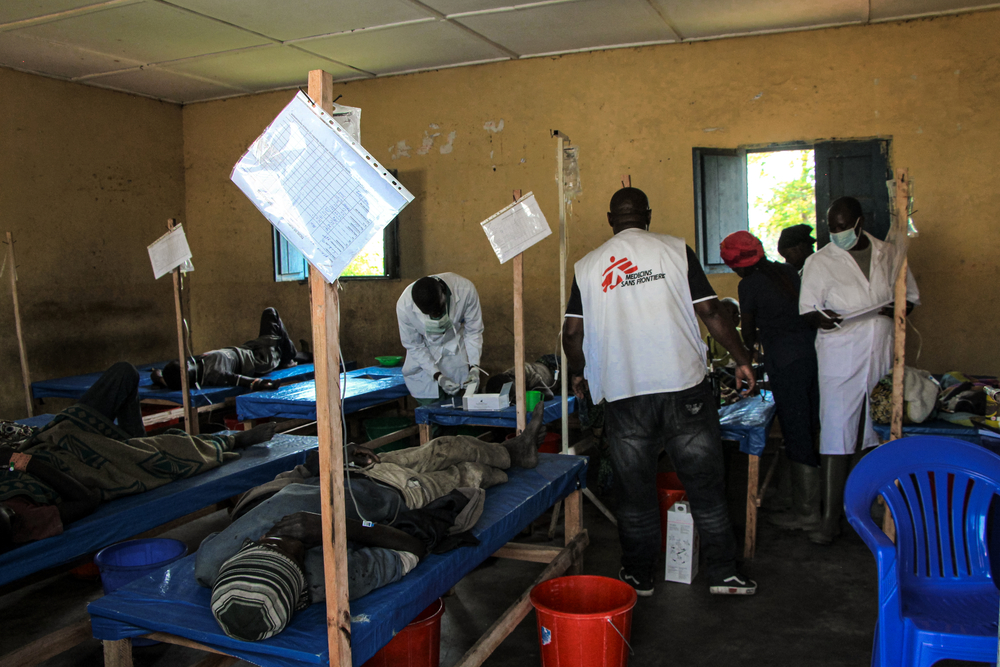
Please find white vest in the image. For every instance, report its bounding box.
[575,229,707,403]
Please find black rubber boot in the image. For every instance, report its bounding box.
[769,462,822,530]
[808,454,850,545]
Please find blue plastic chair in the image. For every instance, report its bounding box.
[845,436,1000,667]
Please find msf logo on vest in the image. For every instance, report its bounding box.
[602,256,638,292]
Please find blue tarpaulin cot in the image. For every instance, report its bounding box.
[89,451,589,667]
[414,396,576,443]
[237,367,407,421]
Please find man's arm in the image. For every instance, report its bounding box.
[694,298,755,394]
[396,302,441,379]
[1,447,99,524]
[460,286,484,369]
[561,316,589,401]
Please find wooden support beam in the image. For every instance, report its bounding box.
[512,189,526,434]
[3,618,91,667]
[419,422,432,445]
[364,425,418,450]
[454,530,589,667]
[554,132,570,453]
[744,454,760,558]
[167,219,197,435]
[492,542,563,563]
[102,639,134,667]
[5,232,33,417]
[307,68,352,667]
[564,489,583,575]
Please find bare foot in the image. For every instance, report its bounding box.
[503,403,546,468]
[234,422,278,448]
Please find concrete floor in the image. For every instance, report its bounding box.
[0,447,986,667]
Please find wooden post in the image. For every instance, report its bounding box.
[167,219,197,435]
[512,190,526,434]
[889,170,910,441]
[553,131,570,453]
[5,232,33,417]
[744,454,760,558]
[621,174,631,188]
[307,69,352,667]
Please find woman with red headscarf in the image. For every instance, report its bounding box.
[720,231,821,534]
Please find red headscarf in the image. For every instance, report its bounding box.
[719,231,764,269]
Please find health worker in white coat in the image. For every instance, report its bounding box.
[396,274,484,404]
[799,196,919,545]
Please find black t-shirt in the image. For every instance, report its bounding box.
[566,245,714,317]
[737,263,816,371]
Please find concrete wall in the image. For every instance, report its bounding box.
[0,68,185,418]
[182,10,999,379]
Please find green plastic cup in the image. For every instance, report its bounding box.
[525,390,543,413]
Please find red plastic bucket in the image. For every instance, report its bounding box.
[657,473,686,553]
[530,576,637,667]
[362,598,445,667]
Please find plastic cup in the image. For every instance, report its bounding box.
[525,391,544,412]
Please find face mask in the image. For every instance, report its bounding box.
[830,220,861,250]
[425,312,452,336]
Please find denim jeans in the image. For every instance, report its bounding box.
[605,379,738,582]
[194,483,407,601]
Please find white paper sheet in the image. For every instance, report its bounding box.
[230,92,413,283]
[480,192,552,264]
[147,225,193,279]
[840,299,894,322]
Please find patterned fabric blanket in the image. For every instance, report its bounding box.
[0,404,237,505]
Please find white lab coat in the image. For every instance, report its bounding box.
[396,273,484,399]
[799,233,920,455]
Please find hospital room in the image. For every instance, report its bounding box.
[1,1,998,665]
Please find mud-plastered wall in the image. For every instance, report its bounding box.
[0,68,185,418]
[182,11,1000,379]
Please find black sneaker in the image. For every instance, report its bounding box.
[619,568,654,597]
[709,573,757,595]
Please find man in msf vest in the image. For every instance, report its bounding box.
[562,187,757,597]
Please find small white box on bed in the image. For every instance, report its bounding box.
[463,382,512,411]
[665,501,699,584]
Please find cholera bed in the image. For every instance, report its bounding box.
[414,396,576,444]
[1,432,319,666]
[31,362,321,429]
[89,447,589,667]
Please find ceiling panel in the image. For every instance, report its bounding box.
[0,1,123,25]
[651,0,868,39]
[13,1,271,63]
[299,20,509,75]
[85,66,248,103]
[870,0,1000,20]
[164,45,361,93]
[456,0,678,55]
[0,31,143,78]
[421,0,577,16]
[168,0,433,42]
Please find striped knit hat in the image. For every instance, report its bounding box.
[211,540,309,641]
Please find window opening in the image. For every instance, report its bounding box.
[747,149,815,261]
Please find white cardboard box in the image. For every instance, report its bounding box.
[462,381,512,411]
[665,501,699,584]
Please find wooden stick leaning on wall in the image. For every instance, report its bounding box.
[553,131,570,453]
[5,232,33,417]
[167,219,197,435]
[884,168,911,544]
[512,189,527,435]
[307,68,352,667]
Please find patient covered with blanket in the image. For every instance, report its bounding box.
[196,404,547,642]
[0,363,277,551]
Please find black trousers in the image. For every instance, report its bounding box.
[78,362,145,438]
[258,307,297,366]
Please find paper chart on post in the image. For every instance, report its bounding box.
[148,225,194,280]
[480,192,552,264]
[230,91,413,283]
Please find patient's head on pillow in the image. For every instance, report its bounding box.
[211,539,309,641]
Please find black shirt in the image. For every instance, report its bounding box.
[566,245,715,317]
[737,262,816,371]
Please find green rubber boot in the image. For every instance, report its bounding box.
[808,454,850,545]
[768,462,822,530]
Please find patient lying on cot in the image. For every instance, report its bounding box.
[151,307,303,392]
[196,403,547,642]
[0,362,278,552]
